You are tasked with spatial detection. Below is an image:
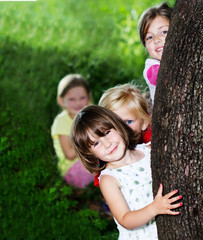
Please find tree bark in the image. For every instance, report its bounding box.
[151,0,203,239]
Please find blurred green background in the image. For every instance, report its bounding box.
[0,0,175,239]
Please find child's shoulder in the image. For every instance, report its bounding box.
[135,143,151,153]
[52,110,72,129]
[56,110,68,118]
[145,58,160,66]
[142,126,152,143]
[54,110,71,122]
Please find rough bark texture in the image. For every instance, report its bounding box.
[151,0,203,239]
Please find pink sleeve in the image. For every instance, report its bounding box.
[147,64,160,86]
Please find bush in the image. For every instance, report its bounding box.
[0,101,117,239]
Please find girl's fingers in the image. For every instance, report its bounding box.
[156,183,163,196]
[169,195,182,204]
[169,202,183,209]
[165,202,183,215]
[167,210,180,215]
[164,189,179,199]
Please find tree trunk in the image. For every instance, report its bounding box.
[151,0,203,239]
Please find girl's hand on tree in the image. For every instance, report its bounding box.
[152,183,183,216]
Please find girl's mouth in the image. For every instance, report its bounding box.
[156,47,163,52]
[110,146,117,154]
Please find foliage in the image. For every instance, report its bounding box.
[0,0,175,239]
[0,101,116,239]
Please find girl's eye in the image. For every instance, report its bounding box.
[125,120,133,125]
[161,30,168,35]
[105,130,111,135]
[68,98,75,102]
[80,96,87,100]
[93,141,99,147]
[146,35,153,41]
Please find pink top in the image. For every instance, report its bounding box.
[143,58,160,105]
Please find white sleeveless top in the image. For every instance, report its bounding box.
[100,143,158,240]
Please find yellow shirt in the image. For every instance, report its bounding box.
[51,110,78,176]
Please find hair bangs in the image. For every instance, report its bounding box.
[73,112,115,151]
[87,119,115,140]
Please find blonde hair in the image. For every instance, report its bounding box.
[57,74,91,104]
[98,83,151,124]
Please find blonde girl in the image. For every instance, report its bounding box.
[99,83,152,143]
[51,74,94,188]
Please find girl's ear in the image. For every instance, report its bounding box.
[57,96,65,108]
[141,120,149,131]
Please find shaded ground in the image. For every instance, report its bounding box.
[70,183,114,221]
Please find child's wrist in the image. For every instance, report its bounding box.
[148,201,158,218]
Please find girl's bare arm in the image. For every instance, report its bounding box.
[59,135,76,160]
[100,176,182,230]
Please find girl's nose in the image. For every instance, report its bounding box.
[102,138,111,148]
[154,35,161,43]
[75,99,84,107]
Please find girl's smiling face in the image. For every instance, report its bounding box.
[88,128,126,163]
[145,16,169,61]
[60,86,89,119]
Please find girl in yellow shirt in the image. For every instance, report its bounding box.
[51,74,94,188]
